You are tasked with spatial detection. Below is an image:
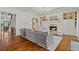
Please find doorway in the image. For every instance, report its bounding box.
[0,12,16,49]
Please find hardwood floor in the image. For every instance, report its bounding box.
[0,35,48,51]
[0,34,78,51]
[55,35,78,51]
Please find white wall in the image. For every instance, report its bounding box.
[38,8,77,36]
[60,8,77,36]
[0,7,38,35]
[0,7,78,37]
[16,12,38,35]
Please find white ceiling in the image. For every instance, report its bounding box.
[12,7,59,15]
[29,7,59,15]
[12,7,78,15]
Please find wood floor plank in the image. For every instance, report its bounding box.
[0,35,48,51]
[0,35,78,51]
[55,35,78,51]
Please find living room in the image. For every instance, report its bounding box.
[0,7,79,51]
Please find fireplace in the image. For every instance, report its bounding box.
[49,25,58,35]
[50,25,57,31]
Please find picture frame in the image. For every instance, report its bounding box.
[32,18,38,31]
[63,11,76,19]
